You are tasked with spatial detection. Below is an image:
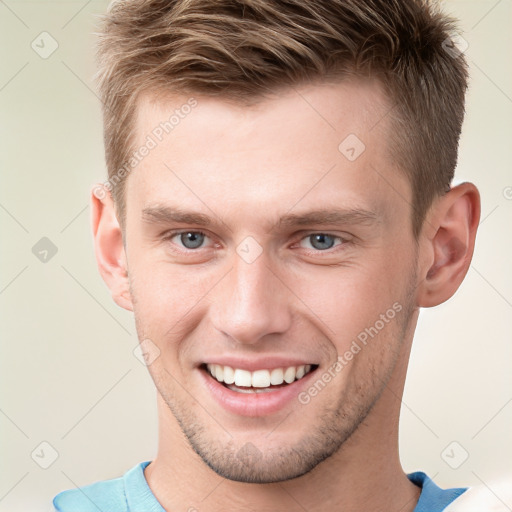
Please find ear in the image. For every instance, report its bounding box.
[417,182,480,308]
[91,184,133,311]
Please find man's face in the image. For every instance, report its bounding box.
[123,81,419,483]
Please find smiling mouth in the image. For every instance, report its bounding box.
[203,363,319,394]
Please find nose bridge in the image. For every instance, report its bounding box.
[211,250,292,344]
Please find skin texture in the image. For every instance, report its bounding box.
[92,80,480,511]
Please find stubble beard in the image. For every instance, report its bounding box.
[134,269,418,483]
[148,315,414,482]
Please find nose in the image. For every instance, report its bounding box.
[210,250,293,345]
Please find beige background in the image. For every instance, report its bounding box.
[0,1,511,510]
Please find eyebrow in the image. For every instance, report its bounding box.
[276,209,380,228]
[141,206,380,230]
[142,206,212,226]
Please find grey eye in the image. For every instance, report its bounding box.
[301,234,341,251]
[179,231,205,249]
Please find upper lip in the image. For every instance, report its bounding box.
[200,356,317,371]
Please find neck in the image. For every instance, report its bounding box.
[145,313,421,512]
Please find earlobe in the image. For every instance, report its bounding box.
[417,182,480,308]
[91,185,133,311]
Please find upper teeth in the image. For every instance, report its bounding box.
[206,364,312,387]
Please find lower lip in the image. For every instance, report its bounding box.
[200,367,317,417]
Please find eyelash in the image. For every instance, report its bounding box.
[162,230,349,255]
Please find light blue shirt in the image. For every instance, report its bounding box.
[53,461,467,511]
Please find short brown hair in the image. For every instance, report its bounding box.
[96,0,468,237]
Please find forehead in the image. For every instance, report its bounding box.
[127,80,410,230]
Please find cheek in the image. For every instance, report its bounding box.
[130,274,198,378]
[129,258,218,340]
[289,259,408,349]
